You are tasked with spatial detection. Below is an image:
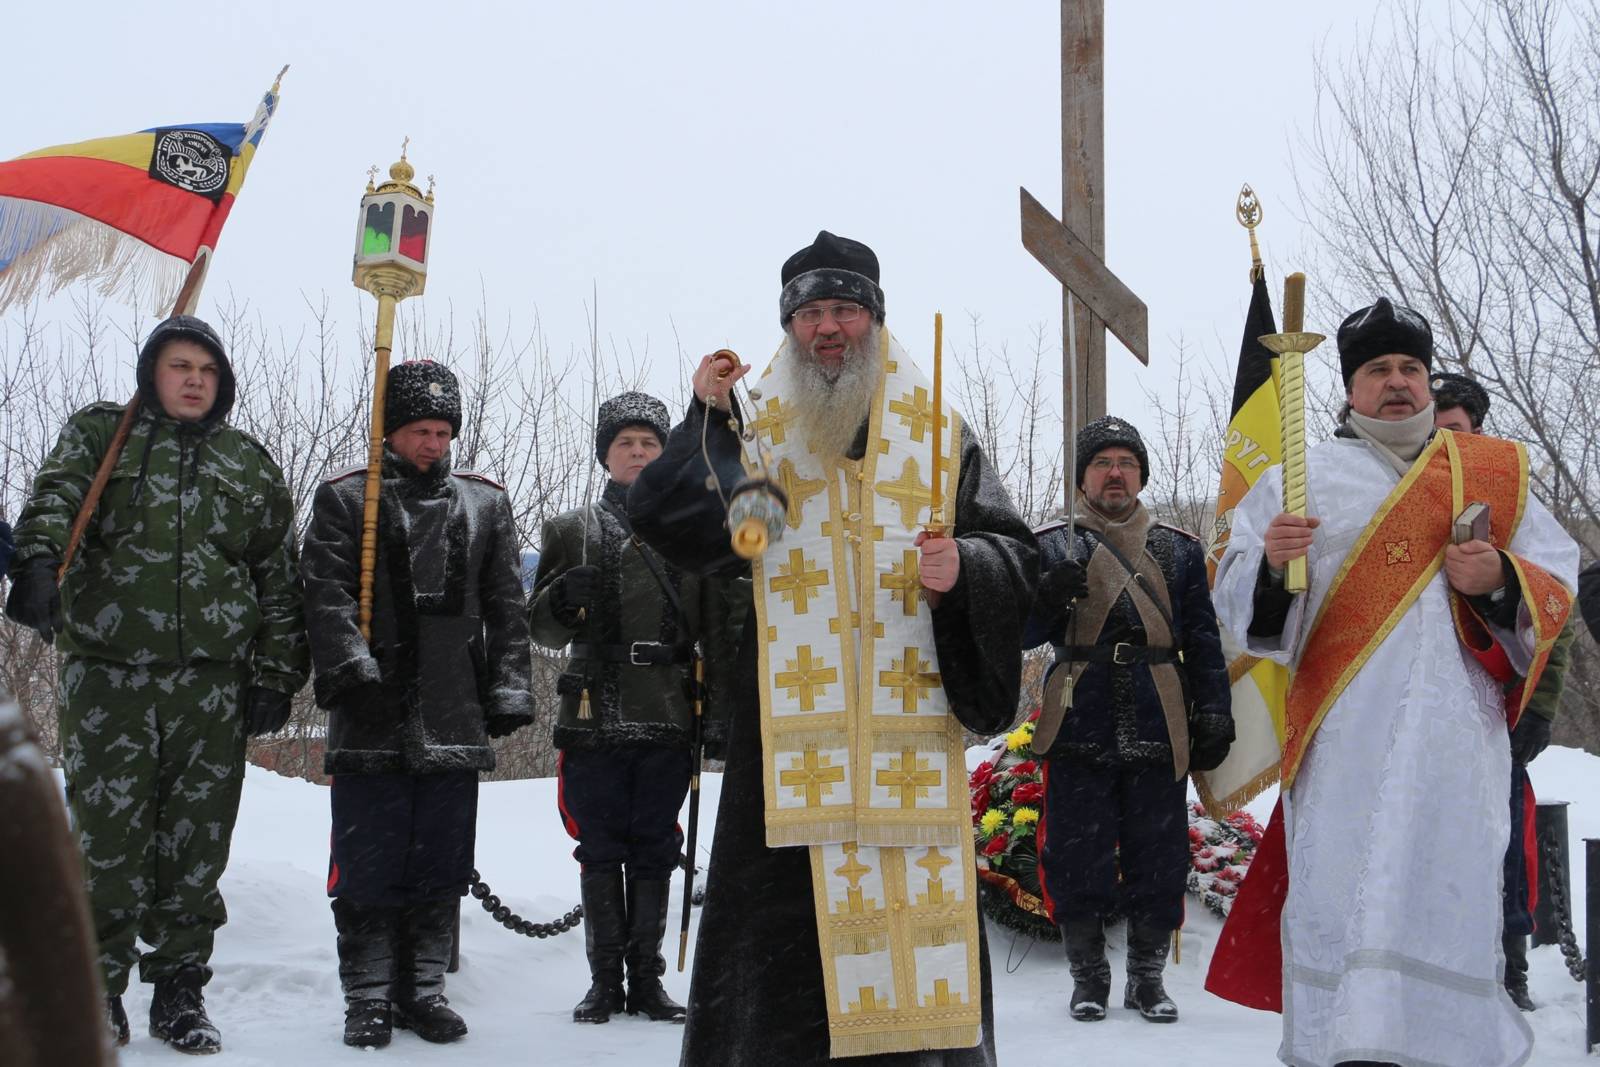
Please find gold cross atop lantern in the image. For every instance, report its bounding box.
[352,143,435,640]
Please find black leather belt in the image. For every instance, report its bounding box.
[1058,643,1181,666]
[570,642,692,666]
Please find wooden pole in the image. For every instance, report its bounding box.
[930,311,944,527]
[1062,0,1107,421]
[358,293,396,642]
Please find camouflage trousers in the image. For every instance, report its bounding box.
[58,655,248,996]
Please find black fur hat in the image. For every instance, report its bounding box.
[1431,370,1490,429]
[1076,416,1149,488]
[596,391,670,467]
[137,315,235,424]
[1336,298,1433,384]
[384,360,461,436]
[779,230,886,326]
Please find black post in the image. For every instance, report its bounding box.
[1534,801,1571,949]
[447,898,461,974]
[1587,839,1600,1052]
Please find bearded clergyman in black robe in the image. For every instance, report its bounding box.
[628,230,1037,1066]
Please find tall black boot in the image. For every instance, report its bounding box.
[392,898,468,1044]
[149,964,222,1054]
[332,897,399,1048]
[574,866,629,1023]
[1503,931,1535,1011]
[624,874,686,1022]
[1124,920,1178,1022]
[107,994,130,1047]
[1060,917,1112,1021]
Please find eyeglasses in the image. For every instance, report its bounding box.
[1088,457,1140,473]
[792,303,864,326]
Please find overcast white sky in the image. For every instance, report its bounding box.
[5,1,1432,431]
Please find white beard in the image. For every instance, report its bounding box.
[784,323,884,461]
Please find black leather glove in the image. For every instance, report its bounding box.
[1510,713,1552,765]
[486,713,528,739]
[1188,712,1236,772]
[554,565,601,623]
[332,680,387,721]
[243,687,294,737]
[1038,559,1089,612]
[5,557,64,644]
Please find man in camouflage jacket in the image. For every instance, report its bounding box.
[5,315,309,1054]
[530,391,747,1026]
[301,359,534,1049]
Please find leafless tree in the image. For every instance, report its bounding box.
[1301,0,1600,749]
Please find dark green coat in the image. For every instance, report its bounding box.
[11,401,308,693]
[530,480,747,752]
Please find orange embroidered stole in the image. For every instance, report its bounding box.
[1280,431,1569,790]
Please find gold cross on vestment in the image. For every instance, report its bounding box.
[888,386,937,442]
[880,646,941,713]
[775,645,838,711]
[849,986,889,1014]
[1545,593,1564,621]
[876,749,940,808]
[770,548,828,614]
[1384,540,1412,565]
[833,842,878,914]
[830,612,886,639]
[750,396,793,445]
[915,846,952,905]
[876,457,934,530]
[880,549,922,616]
[925,978,964,1008]
[776,459,825,529]
[780,747,845,807]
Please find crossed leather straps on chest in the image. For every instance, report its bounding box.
[1035,531,1192,779]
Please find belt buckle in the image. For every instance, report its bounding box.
[629,642,656,666]
[1112,642,1135,666]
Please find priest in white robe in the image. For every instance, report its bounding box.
[1207,299,1577,1067]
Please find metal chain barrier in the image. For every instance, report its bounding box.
[1537,828,1587,982]
[468,868,583,939]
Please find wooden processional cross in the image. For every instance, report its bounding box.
[1020,0,1149,424]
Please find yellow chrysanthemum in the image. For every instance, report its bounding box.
[1012,807,1040,828]
[1004,724,1033,751]
[979,809,1007,836]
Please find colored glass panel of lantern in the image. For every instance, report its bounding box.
[399,206,428,263]
[362,201,394,255]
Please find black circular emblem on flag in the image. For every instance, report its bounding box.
[149,129,231,200]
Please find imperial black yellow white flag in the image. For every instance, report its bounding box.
[1194,273,1289,815]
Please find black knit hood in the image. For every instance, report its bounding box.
[135,315,235,426]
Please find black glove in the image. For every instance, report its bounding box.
[554,565,601,623]
[0,520,13,578]
[486,713,528,739]
[5,556,64,644]
[243,687,294,737]
[1038,559,1089,612]
[332,680,387,721]
[1188,712,1236,772]
[1510,713,1552,765]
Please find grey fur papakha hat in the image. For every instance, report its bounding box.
[596,391,670,467]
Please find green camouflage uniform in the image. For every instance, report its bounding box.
[12,353,308,995]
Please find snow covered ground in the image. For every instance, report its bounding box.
[105,746,1600,1065]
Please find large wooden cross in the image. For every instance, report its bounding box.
[1020,0,1149,424]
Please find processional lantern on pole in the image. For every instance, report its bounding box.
[352,142,435,640]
